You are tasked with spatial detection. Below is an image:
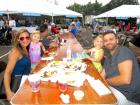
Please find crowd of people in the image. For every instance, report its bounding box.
[0,17,140,105]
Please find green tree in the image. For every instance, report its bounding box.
[67,0,102,15]
[92,0,102,15]
[67,0,139,15]
[67,3,83,13]
[102,0,139,13]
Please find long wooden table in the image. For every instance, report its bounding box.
[11,33,117,104]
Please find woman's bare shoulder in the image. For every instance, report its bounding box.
[10,47,20,54]
[9,48,21,59]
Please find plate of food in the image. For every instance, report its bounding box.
[47,61,63,68]
[64,71,86,87]
[48,52,57,57]
[63,62,87,72]
[38,67,61,81]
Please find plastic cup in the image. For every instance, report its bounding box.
[58,77,68,92]
[73,90,84,101]
[28,74,41,92]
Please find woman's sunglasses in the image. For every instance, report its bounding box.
[19,36,30,41]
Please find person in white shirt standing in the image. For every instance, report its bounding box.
[0,18,4,28]
[9,17,16,27]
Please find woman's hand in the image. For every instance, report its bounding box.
[7,91,14,101]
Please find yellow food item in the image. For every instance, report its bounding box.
[42,71,57,78]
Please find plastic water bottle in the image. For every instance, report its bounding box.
[67,46,72,60]
[82,50,88,59]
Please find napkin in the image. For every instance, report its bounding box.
[66,72,86,87]
[85,74,95,81]
[60,93,70,104]
[87,77,111,96]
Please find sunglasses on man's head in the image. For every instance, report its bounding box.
[19,36,30,41]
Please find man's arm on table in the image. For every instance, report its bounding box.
[101,60,132,86]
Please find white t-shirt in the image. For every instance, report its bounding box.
[9,20,16,27]
[0,20,4,27]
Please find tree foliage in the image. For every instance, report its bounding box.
[102,0,139,13]
[67,0,139,15]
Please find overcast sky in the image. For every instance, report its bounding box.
[48,0,140,8]
[48,0,111,7]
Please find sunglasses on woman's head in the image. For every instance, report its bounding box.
[19,36,30,41]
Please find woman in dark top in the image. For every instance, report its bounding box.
[4,29,31,101]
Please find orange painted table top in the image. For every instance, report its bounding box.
[11,33,117,105]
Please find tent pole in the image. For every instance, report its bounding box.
[6,10,10,20]
[7,14,10,20]
[82,16,84,27]
[52,13,54,23]
[106,17,108,26]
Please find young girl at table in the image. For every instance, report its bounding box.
[29,31,47,68]
[86,35,104,73]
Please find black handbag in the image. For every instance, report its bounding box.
[0,71,6,99]
[0,99,11,105]
[0,75,22,98]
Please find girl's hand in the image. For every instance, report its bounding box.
[84,56,92,60]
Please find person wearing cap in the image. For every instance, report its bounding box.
[51,23,59,35]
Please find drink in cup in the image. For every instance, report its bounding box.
[28,74,41,92]
[58,77,68,92]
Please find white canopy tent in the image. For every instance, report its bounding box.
[0,0,82,21]
[95,5,140,18]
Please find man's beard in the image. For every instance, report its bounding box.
[106,43,117,51]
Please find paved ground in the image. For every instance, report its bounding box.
[77,28,93,49]
[0,46,12,63]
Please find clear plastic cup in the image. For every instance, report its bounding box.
[28,74,41,92]
[58,77,68,92]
